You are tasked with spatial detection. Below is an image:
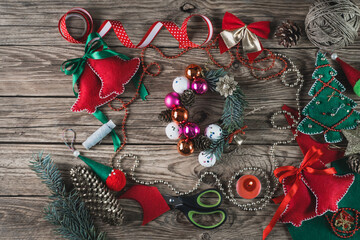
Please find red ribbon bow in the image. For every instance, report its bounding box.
[218,12,270,61]
[263,146,337,240]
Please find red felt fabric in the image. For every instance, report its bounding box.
[282,105,344,164]
[71,63,117,113]
[119,185,170,225]
[87,56,140,98]
[279,161,354,226]
[105,169,126,192]
[277,105,354,226]
[336,57,360,88]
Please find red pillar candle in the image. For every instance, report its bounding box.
[236,175,261,199]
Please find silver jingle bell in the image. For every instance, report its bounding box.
[224,134,247,153]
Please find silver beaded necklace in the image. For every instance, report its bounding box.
[113,54,304,212]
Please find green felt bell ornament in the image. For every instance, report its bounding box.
[74,151,126,192]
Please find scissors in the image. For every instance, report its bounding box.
[162,189,227,229]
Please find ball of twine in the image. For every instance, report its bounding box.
[305,0,360,50]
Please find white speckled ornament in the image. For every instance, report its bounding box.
[205,124,222,140]
[165,122,182,140]
[172,76,190,94]
[198,151,216,167]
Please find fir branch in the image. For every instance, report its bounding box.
[221,86,248,133]
[203,68,228,92]
[205,131,229,160]
[30,152,107,240]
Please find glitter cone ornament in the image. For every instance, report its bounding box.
[76,154,126,192]
[216,75,238,97]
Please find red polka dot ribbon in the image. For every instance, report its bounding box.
[59,8,214,48]
[58,8,93,44]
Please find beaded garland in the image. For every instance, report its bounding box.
[161,64,247,166]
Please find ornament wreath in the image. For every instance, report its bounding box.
[160,64,247,166]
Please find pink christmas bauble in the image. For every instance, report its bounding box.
[183,122,200,139]
[164,92,181,109]
[191,78,208,95]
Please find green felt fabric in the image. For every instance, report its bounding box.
[287,158,360,239]
[298,52,360,143]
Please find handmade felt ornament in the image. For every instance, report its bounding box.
[283,105,344,163]
[61,32,144,114]
[332,53,360,97]
[218,12,271,61]
[287,158,360,239]
[297,51,360,143]
[119,185,170,225]
[75,153,126,192]
[263,146,354,240]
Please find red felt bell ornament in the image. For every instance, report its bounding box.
[76,152,126,191]
[332,53,360,97]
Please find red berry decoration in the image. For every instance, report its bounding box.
[171,106,189,124]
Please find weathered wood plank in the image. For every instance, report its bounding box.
[0,144,303,196]
[0,0,338,48]
[0,96,337,144]
[1,47,359,97]
[0,196,291,240]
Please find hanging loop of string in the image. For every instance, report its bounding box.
[63,129,80,157]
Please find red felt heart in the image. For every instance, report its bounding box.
[71,63,117,114]
[87,56,140,98]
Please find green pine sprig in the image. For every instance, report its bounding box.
[30,152,107,240]
[205,130,229,160]
[203,68,228,92]
[221,86,247,133]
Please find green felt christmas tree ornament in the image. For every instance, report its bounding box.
[297,52,360,143]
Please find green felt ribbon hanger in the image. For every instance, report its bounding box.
[61,32,148,151]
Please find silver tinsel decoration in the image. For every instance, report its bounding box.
[70,165,124,225]
[347,154,360,174]
[216,75,238,98]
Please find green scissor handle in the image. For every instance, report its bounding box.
[196,189,222,208]
[187,209,227,229]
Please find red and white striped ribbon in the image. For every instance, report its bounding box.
[58,8,213,48]
[58,8,93,44]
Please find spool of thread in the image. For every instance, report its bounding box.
[82,120,116,150]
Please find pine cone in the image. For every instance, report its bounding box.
[347,154,360,174]
[194,135,212,151]
[180,89,195,107]
[275,20,302,48]
[158,109,172,122]
[70,166,124,226]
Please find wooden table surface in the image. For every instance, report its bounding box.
[1,0,360,239]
